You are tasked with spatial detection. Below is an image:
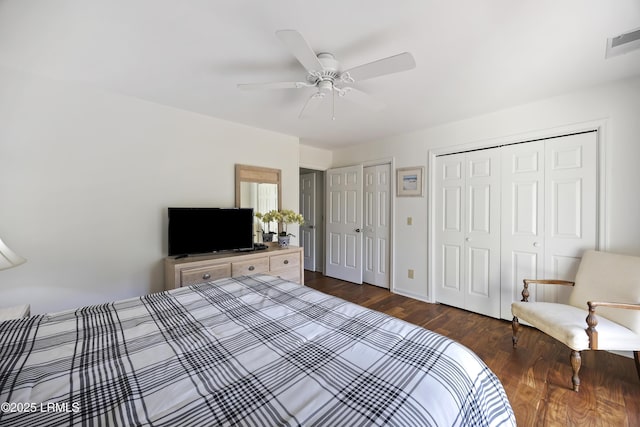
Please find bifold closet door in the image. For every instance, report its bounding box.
[542,132,597,302]
[500,132,597,319]
[500,141,545,319]
[438,132,597,320]
[435,148,501,318]
[435,154,465,307]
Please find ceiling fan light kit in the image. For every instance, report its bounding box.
[238,30,416,119]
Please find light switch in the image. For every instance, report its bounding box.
[408,269,414,279]
[407,217,413,225]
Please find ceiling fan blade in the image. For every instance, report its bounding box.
[276,30,324,74]
[341,87,385,111]
[299,92,325,119]
[237,81,306,90]
[342,52,415,82]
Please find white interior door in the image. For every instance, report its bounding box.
[325,165,363,284]
[300,173,316,271]
[363,164,390,288]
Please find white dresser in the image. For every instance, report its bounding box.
[164,245,303,290]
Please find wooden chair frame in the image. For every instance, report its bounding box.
[512,279,640,392]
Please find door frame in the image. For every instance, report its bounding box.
[427,120,609,303]
[300,172,317,271]
[299,168,325,273]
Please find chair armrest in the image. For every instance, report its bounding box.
[585,301,640,349]
[587,301,640,311]
[520,279,575,302]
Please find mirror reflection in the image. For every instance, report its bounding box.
[235,164,282,243]
[239,182,279,240]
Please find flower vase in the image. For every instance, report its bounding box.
[278,235,290,248]
[262,232,275,243]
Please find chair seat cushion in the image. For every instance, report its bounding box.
[512,302,640,351]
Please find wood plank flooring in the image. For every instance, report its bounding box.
[304,271,640,427]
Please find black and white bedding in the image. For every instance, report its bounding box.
[0,275,515,426]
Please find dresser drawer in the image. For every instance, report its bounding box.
[270,253,300,271]
[270,252,302,284]
[272,268,301,283]
[231,257,269,277]
[180,264,231,286]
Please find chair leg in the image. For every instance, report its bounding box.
[570,350,581,392]
[634,351,640,382]
[511,316,520,348]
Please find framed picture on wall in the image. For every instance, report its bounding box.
[396,166,424,197]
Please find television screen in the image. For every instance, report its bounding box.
[168,207,254,256]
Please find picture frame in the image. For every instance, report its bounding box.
[396,166,424,197]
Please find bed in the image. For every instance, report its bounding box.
[0,275,515,426]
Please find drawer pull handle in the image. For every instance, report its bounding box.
[248,266,255,271]
[283,260,289,264]
[202,273,211,280]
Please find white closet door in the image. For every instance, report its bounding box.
[435,154,465,307]
[543,132,597,303]
[363,164,390,288]
[437,132,597,320]
[435,148,501,318]
[464,149,501,318]
[500,132,597,318]
[500,141,545,319]
[325,165,363,284]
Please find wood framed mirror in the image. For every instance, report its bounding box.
[235,164,282,240]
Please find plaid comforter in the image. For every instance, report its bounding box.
[0,275,515,426]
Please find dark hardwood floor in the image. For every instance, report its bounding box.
[304,271,640,427]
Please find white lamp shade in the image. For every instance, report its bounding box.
[0,237,26,271]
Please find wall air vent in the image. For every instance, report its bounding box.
[605,27,640,58]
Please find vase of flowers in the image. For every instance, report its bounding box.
[255,211,277,243]
[257,209,304,247]
[262,232,275,243]
[276,209,305,247]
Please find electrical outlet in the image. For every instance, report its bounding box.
[408,269,414,279]
[407,216,413,225]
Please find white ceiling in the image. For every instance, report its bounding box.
[1,1,639,149]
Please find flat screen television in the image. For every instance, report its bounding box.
[168,207,254,256]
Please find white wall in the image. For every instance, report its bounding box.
[0,66,300,314]
[332,76,640,301]
[299,144,333,171]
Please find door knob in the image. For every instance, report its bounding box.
[465,237,471,242]
[355,228,362,233]
[533,242,540,247]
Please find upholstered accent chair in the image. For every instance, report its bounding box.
[511,250,640,392]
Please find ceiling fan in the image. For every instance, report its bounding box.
[237,30,416,119]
